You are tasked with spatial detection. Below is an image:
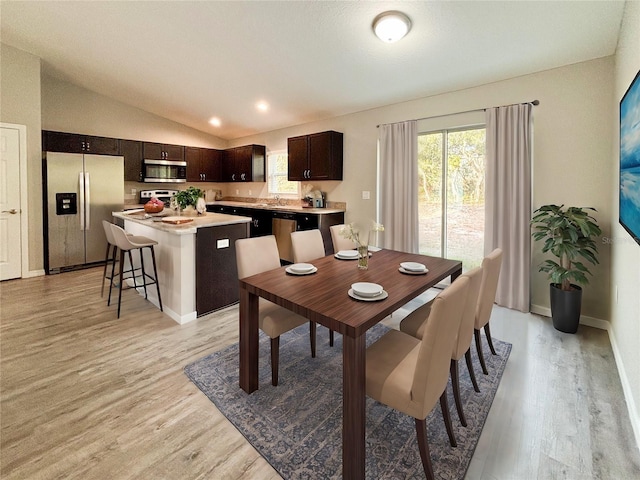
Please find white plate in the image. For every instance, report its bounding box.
[335,253,357,260]
[400,262,427,272]
[348,289,388,302]
[285,266,318,275]
[399,267,429,275]
[336,250,358,259]
[289,263,315,273]
[351,282,383,297]
[368,245,382,252]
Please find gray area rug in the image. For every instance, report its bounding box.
[184,324,511,479]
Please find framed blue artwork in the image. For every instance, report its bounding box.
[620,69,640,246]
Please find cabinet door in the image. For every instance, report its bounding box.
[85,135,119,155]
[185,147,202,182]
[234,145,253,182]
[287,136,308,181]
[143,142,164,160]
[202,148,222,181]
[163,144,185,161]
[222,148,236,181]
[122,140,143,182]
[43,131,83,153]
[308,131,343,180]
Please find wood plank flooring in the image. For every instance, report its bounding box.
[1,267,639,479]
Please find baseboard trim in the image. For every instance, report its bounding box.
[530,303,640,454]
[23,269,45,278]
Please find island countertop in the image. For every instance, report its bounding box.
[112,209,251,235]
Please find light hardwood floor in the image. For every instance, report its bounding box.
[1,268,639,479]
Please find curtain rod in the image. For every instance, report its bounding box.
[376,99,540,128]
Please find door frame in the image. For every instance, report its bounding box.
[1,123,29,278]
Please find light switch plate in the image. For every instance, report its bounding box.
[217,238,230,249]
[362,191,370,200]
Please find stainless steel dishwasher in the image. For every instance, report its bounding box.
[272,213,297,263]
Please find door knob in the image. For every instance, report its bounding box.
[2,209,18,214]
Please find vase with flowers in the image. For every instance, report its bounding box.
[340,221,384,270]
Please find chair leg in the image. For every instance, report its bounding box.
[270,336,280,386]
[439,390,456,447]
[309,321,316,358]
[475,328,488,375]
[414,418,435,480]
[128,250,137,291]
[149,245,163,312]
[484,323,497,355]
[107,246,118,306]
[101,243,111,297]
[139,248,148,299]
[329,329,334,347]
[465,348,480,393]
[117,249,125,319]
[450,359,467,427]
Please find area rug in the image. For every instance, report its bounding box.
[184,324,511,479]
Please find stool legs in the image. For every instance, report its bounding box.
[112,245,162,318]
[148,245,163,312]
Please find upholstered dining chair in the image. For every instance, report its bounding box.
[290,229,325,263]
[290,229,336,346]
[329,224,356,252]
[236,235,316,386]
[474,248,503,375]
[366,275,470,480]
[399,266,483,427]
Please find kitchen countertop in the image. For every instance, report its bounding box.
[207,200,345,214]
[112,209,251,235]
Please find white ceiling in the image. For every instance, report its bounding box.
[0,1,625,140]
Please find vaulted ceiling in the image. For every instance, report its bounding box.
[1,1,625,140]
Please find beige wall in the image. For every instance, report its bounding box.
[611,0,640,448]
[0,43,43,273]
[234,57,615,323]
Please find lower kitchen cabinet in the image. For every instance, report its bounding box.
[195,223,249,315]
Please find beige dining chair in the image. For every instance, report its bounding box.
[399,266,483,427]
[290,229,336,346]
[474,248,503,375]
[330,224,357,252]
[366,274,470,480]
[290,229,325,263]
[236,235,316,386]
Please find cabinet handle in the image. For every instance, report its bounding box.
[86,141,90,150]
[232,173,235,181]
[241,173,246,181]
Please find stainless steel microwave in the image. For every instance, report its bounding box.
[143,159,187,183]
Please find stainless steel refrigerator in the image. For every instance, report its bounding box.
[45,152,124,273]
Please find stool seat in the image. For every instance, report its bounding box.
[101,220,134,297]
[108,223,163,318]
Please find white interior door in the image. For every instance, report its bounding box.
[0,127,22,280]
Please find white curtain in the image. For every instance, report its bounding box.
[379,120,418,253]
[485,104,532,312]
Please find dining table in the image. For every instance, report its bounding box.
[238,248,463,479]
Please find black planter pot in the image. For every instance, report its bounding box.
[549,283,582,333]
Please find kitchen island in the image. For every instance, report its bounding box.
[112,210,250,324]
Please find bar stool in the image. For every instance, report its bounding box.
[101,220,134,297]
[108,223,163,318]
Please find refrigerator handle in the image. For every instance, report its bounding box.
[85,172,91,230]
[78,172,85,231]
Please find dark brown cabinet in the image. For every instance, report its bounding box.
[121,139,143,182]
[142,142,184,161]
[186,147,222,182]
[288,130,343,181]
[223,144,265,182]
[43,131,120,156]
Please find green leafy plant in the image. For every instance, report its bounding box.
[174,186,204,210]
[531,204,602,291]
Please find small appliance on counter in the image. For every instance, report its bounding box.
[310,190,326,208]
[140,189,178,207]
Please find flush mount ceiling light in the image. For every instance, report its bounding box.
[372,11,411,43]
[208,117,221,127]
[256,101,269,112]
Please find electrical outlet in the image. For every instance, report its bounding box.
[249,190,252,196]
[236,189,239,195]
[362,191,370,200]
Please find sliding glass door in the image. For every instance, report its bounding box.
[418,127,486,271]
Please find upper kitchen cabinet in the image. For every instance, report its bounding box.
[287,130,343,181]
[143,142,185,161]
[223,144,265,182]
[121,139,144,182]
[186,147,222,182]
[43,130,120,156]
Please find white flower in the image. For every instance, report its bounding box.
[340,221,384,247]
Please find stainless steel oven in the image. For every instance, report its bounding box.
[272,213,297,263]
[143,159,187,183]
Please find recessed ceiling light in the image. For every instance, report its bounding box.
[209,117,221,127]
[372,11,411,43]
[256,101,269,112]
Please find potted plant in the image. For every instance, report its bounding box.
[173,186,205,214]
[531,204,602,333]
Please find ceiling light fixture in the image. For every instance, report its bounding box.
[209,117,221,127]
[256,101,269,112]
[372,11,411,43]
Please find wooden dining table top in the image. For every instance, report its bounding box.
[239,248,463,339]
